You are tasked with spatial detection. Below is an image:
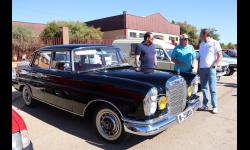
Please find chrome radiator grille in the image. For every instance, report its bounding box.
[166,76,187,117]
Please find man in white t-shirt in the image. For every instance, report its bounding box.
[197,28,223,114]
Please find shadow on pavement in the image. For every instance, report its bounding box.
[12,89,158,149]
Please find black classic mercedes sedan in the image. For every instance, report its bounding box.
[13,44,200,144]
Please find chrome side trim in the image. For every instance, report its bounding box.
[32,96,83,117]
[82,99,123,117]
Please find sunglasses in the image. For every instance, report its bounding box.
[182,38,188,41]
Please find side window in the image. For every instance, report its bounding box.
[51,51,71,71]
[169,36,179,42]
[31,51,51,69]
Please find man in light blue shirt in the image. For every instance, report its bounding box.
[171,33,196,72]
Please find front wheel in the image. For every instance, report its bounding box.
[224,67,234,76]
[22,85,36,107]
[93,104,130,144]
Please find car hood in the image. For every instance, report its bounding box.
[96,68,196,88]
[222,57,237,65]
[12,109,27,133]
[218,61,229,66]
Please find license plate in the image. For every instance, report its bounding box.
[177,107,193,123]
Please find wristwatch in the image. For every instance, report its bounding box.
[212,66,216,68]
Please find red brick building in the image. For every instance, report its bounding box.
[12,12,180,44]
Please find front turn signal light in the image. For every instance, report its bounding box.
[158,96,167,110]
[187,86,193,97]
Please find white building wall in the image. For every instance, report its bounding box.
[103,30,124,39]
[102,29,179,44]
[127,29,179,44]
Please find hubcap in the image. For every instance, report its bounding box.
[97,110,121,140]
[23,87,30,103]
[100,113,119,135]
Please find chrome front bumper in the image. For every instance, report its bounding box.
[122,96,200,136]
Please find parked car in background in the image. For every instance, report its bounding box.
[112,38,176,70]
[12,67,16,85]
[12,109,33,150]
[221,51,237,76]
[13,44,200,144]
[222,49,237,58]
[16,57,31,67]
[195,50,229,81]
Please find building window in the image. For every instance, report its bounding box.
[169,36,178,41]
[139,33,144,38]
[130,32,136,38]
[154,35,163,40]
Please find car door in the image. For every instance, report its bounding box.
[28,51,51,101]
[44,50,73,111]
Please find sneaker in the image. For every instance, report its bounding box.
[198,105,208,111]
[212,108,218,114]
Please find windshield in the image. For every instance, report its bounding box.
[72,47,130,72]
[166,49,173,56]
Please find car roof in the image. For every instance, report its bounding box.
[36,44,117,52]
[222,49,234,51]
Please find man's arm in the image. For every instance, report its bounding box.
[171,57,186,66]
[211,51,223,67]
[154,54,157,68]
[135,55,140,67]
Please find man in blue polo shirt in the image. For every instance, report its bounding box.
[171,33,196,73]
[135,32,157,69]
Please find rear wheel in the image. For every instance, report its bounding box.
[93,104,130,144]
[22,85,36,107]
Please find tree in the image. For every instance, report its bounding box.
[12,24,35,37]
[175,21,199,46]
[227,42,236,49]
[40,22,60,37]
[234,44,237,50]
[40,20,103,39]
[220,43,227,49]
[12,24,40,61]
[207,28,220,41]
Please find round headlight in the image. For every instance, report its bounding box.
[150,87,158,101]
[158,96,167,110]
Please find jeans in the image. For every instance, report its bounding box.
[199,68,218,109]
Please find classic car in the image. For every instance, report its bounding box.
[12,109,33,150]
[13,44,200,144]
[222,51,237,76]
[112,38,176,70]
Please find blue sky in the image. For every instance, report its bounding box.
[12,0,237,45]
